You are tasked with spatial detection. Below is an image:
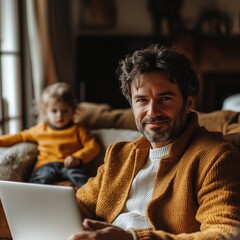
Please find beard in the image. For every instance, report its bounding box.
[138,105,188,143]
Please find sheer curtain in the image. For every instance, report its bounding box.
[23,0,76,127]
[0,0,22,133]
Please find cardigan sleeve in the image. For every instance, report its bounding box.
[76,157,106,220]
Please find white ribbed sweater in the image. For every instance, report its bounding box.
[112,145,169,229]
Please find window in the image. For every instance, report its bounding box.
[0,0,22,134]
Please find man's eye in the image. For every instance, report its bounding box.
[160,97,172,104]
[51,109,57,113]
[136,98,148,103]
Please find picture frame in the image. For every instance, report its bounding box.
[79,0,116,29]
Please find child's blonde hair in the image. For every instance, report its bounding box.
[38,82,77,122]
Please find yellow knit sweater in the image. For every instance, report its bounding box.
[0,122,100,169]
[76,112,240,239]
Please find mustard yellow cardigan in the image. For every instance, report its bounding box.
[0,122,100,169]
[76,112,240,239]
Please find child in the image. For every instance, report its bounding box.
[0,82,101,188]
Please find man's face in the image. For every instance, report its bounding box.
[131,72,194,148]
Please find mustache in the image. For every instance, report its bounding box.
[143,115,171,124]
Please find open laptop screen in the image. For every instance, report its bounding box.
[0,181,83,240]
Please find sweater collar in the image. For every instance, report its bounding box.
[149,145,170,159]
[48,121,74,130]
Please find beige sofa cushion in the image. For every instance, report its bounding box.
[74,102,136,130]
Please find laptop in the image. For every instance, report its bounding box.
[0,180,83,240]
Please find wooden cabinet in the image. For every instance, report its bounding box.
[192,36,240,112]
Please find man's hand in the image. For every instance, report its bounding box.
[64,156,81,168]
[67,219,133,240]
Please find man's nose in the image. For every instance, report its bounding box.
[148,102,160,117]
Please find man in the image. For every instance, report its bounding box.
[68,44,240,239]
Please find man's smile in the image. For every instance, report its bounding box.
[143,116,171,126]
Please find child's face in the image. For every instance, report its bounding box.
[46,101,75,129]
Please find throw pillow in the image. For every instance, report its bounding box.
[0,142,38,181]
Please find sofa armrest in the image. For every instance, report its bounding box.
[0,142,38,182]
[74,102,137,130]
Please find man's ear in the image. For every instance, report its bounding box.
[185,96,195,113]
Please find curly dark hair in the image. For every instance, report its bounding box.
[117,44,199,104]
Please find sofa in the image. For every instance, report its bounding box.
[1,102,240,239]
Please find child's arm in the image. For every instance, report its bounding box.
[0,132,27,147]
[0,124,39,147]
[71,126,101,165]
